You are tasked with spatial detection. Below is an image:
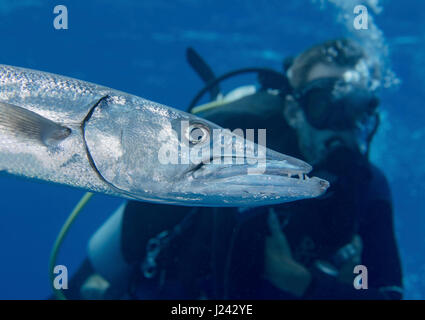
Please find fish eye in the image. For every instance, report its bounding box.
[186,123,210,145]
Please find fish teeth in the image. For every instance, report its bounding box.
[286,172,309,180]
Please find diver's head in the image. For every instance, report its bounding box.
[283,39,381,165]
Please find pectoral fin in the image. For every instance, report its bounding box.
[0,102,71,146]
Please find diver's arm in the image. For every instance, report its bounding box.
[262,199,402,300]
[64,201,146,299]
[84,202,135,299]
[263,256,312,298]
[58,202,134,300]
[51,258,96,300]
[303,199,403,300]
[263,209,312,298]
[65,201,192,299]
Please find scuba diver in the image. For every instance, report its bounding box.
[61,39,403,300]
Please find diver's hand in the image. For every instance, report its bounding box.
[264,209,312,297]
[337,235,363,284]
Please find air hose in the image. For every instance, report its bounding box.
[187,67,287,113]
[49,192,94,300]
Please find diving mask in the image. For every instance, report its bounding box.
[293,77,379,133]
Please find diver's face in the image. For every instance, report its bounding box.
[291,108,362,164]
[285,63,378,164]
[283,100,361,165]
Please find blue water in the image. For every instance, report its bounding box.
[0,0,423,299]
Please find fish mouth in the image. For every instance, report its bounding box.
[183,149,329,203]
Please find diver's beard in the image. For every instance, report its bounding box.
[298,139,327,166]
[314,144,367,176]
[323,134,365,159]
[303,139,363,170]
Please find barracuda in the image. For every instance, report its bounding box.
[0,64,328,206]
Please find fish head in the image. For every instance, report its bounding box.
[85,96,329,206]
[160,116,329,206]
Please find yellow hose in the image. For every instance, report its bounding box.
[49,192,94,300]
[191,99,227,114]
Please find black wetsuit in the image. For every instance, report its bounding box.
[127,146,403,300]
